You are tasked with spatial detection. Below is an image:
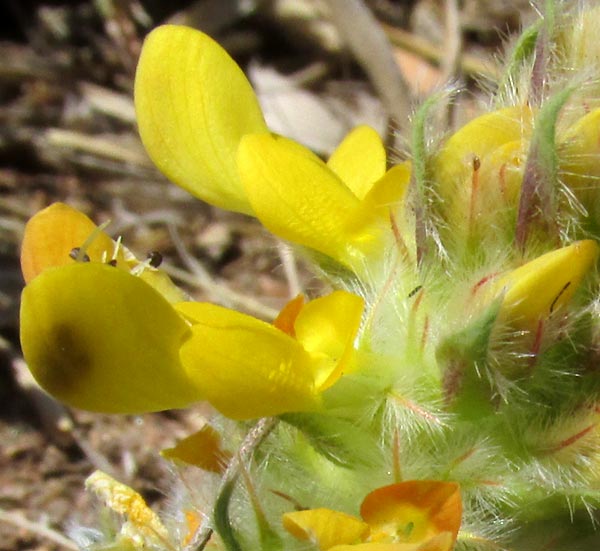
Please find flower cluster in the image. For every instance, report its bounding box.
[19,3,600,550]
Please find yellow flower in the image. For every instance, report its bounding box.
[237,132,410,269]
[134,25,409,271]
[433,102,600,247]
[433,106,535,243]
[20,202,185,302]
[19,203,364,419]
[283,480,461,551]
[558,107,600,225]
[176,291,364,419]
[481,240,599,330]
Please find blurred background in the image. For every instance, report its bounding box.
[0,1,534,549]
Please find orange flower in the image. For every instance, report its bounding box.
[283,480,461,551]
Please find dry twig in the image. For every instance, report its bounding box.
[323,0,412,125]
[0,509,78,551]
[383,23,499,82]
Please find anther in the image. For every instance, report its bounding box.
[147,251,163,268]
[69,247,90,262]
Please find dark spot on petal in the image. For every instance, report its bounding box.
[35,324,92,399]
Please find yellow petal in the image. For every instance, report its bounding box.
[435,106,534,224]
[436,106,534,186]
[490,240,599,328]
[176,302,320,419]
[135,25,267,214]
[21,203,120,283]
[20,263,201,413]
[468,139,525,239]
[559,107,600,211]
[294,291,364,390]
[327,533,454,551]
[327,125,387,200]
[328,539,452,551]
[474,140,525,212]
[352,163,411,234]
[360,481,461,545]
[237,133,365,268]
[414,533,455,551]
[329,546,400,551]
[450,139,526,245]
[283,508,369,550]
[329,545,407,551]
[21,203,186,304]
[361,163,411,213]
[273,294,305,337]
[161,424,231,473]
[137,269,187,304]
[345,162,414,262]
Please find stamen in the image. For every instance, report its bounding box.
[69,220,112,263]
[130,250,164,277]
[111,235,123,264]
[469,155,481,231]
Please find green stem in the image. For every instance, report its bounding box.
[193,417,278,551]
[213,477,241,551]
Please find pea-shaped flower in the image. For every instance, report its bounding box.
[433,106,535,249]
[283,480,461,551]
[20,203,364,419]
[134,25,409,272]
